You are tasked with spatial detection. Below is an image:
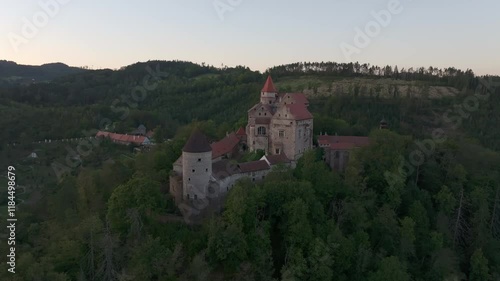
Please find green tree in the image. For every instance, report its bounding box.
[369,256,410,281]
[469,249,490,281]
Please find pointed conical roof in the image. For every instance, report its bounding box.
[261,75,277,93]
[183,129,212,153]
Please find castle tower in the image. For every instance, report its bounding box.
[182,130,212,200]
[260,76,277,105]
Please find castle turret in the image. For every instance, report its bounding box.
[260,76,277,105]
[182,130,212,200]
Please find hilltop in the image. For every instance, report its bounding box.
[0,60,87,86]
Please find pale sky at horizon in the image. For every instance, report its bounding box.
[1,0,499,75]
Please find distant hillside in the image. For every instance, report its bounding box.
[0,60,87,86]
[0,60,498,152]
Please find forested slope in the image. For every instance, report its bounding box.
[0,61,499,280]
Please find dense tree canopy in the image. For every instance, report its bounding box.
[0,60,499,280]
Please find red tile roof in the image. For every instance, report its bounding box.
[286,103,313,120]
[281,93,309,105]
[236,127,246,137]
[211,133,240,159]
[262,76,277,93]
[264,154,291,165]
[96,131,149,145]
[239,160,270,173]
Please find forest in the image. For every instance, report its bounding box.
[0,60,499,280]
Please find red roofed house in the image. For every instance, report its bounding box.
[210,132,243,161]
[247,76,313,160]
[96,131,152,146]
[318,134,370,172]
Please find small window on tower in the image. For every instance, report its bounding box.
[192,169,195,173]
[206,168,208,172]
[198,158,201,162]
[279,130,285,137]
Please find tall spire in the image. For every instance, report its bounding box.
[262,75,277,93]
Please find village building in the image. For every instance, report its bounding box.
[318,134,370,172]
[96,131,152,146]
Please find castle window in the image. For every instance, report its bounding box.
[257,126,266,136]
[192,169,195,173]
[279,130,285,138]
[206,168,208,172]
[269,101,271,104]
[194,194,198,200]
[198,158,201,162]
[188,178,191,181]
[275,148,280,154]
[259,113,261,116]
[285,114,288,118]
[187,194,190,199]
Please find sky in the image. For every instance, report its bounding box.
[1,0,499,75]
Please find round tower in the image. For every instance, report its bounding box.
[182,130,212,201]
[261,75,278,105]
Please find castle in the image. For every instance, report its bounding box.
[169,76,313,205]
[247,76,313,160]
